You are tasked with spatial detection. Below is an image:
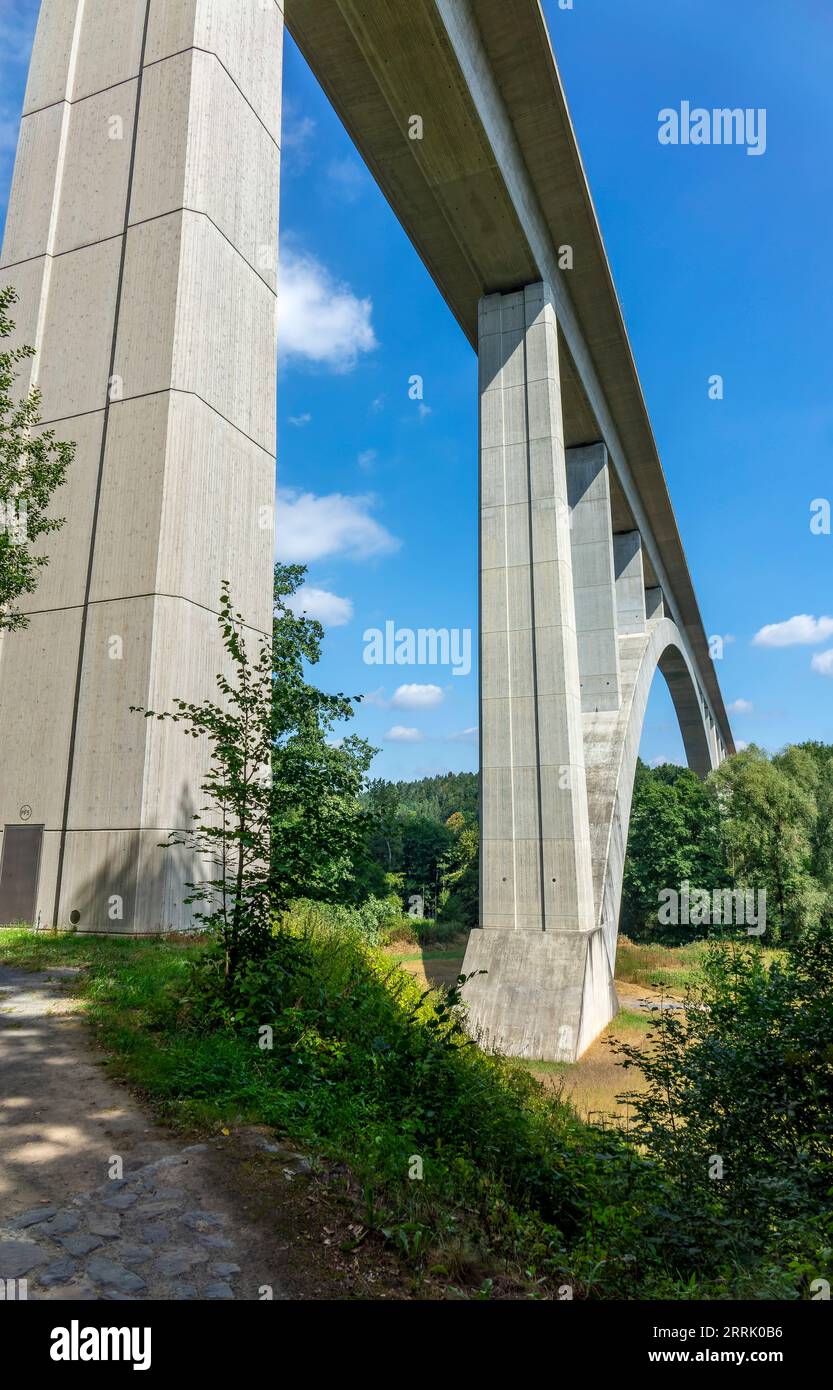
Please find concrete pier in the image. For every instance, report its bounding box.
[466,283,614,1060]
[0,0,282,930]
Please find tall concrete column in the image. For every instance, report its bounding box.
[567,443,621,713]
[613,531,646,633]
[0,0,282,930]
[645,585,665,628]
[463,283,616,1059]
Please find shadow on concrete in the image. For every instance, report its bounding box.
[60,781,203,934]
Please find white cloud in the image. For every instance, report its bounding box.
[289,413,311,428]
[728,698,753,714]
[363,685,446,711]
[384,726,423,743]
[735,740,750,752]
[390,684,444,710]
[279,251,377,371]
[752,615,833,647]
[811,649,833,676]
[448,727,478,744]
[281,108,316,171]
[286,585,353,627]
[357,449,377,471]
[276,489,400,563]
[284,114,316,148]
[327,157,368,202]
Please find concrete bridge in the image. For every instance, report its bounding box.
[0,0,732,1058]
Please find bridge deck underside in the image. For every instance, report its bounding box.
[286,0,731,751]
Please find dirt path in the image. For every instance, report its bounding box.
[0,964,413,1301]
[0,965,295,1299]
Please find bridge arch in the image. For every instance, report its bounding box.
[584,616,721,976]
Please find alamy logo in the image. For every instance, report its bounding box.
[363,621,472,677]
[50,1321,151,1371]
[658,881,766,936]
[658,102,767,156]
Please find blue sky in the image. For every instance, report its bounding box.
[1,0,830,778]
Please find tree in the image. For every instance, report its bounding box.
[621,760,726,943]
[357,773,481,915]
[399,814,453,917]
[616,926,833,1242]
[0,286,73,630]
[134,582,275,990]
[712,746,820,942]
[438,813,479,929]
[778,742,833,914]
[392,770,479,822]
[271,563,375,908]
[135,567,377,986]
[353,779,404,899]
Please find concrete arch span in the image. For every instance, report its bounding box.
[463,611,721,1063]
[584,616,720,978]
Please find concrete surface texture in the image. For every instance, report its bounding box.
[463,284,721,1061]
[0,1,732,1058]
[0,0,282,932]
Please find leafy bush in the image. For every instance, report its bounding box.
[1,285,74,631]
[615,923,833,1285]
[287,895,405,946]
[150,916,830,1297]
[383,916,467,948]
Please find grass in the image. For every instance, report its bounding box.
[0,922,810,1299]
[614,936,708,990]
[0,923,684,1296]
[616,935,784,993]
[386,947,466,964]
[382,918,468,949]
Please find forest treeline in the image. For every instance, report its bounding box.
[354,743,833,946]
[622,742,833,944]
[353,772,479,929]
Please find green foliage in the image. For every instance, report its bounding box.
[286,894,406,947]
[622,760,726,943]
[134,567,378,986]
[3,921,829,1298]
[712,745,823,942]
[271,564,376,909]
[0,285,73,630]
[133,582,275,987]
[622,746,833,947]
[615,925,833,1284]
[358,774,479,924]
[437,813,479,929]
[387,771,479,822]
